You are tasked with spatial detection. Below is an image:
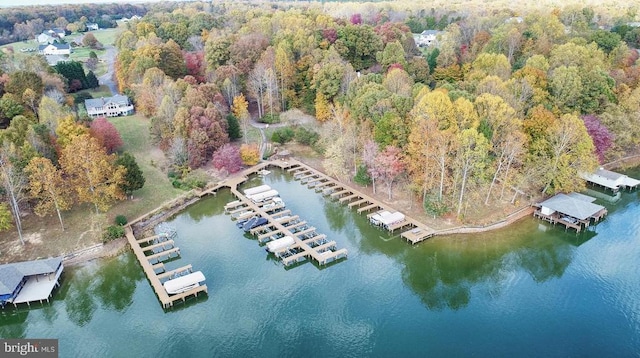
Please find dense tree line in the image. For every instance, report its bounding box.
[107,1,640,221]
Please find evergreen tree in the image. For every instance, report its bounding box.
[226,113,241,140]
[86,71,99,89]
[114,152,145,197]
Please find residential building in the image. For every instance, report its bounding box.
[38,43,71,55]
[86,23,99,31]
[415,30,442,47]
[85,95,135,118]
[36,32,56,44]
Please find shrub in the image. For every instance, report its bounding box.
[353,164,372,186]
[260,113,280,124]
[103,225,125,242]
[271,127,295,144]
[115,215,128,226]
[294,127,319,146]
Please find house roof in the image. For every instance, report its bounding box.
[51,28,65,34]
[420,30,441,36]
[538,193,604,220]
[594,168,624,181]
[0,257,62,296]
[39,43,70,50]
[85,95,129,109]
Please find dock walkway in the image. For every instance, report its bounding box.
[228,186,348,267]
[125,227,207,308]
[270,160,436,244]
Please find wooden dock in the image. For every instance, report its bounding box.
[125,227,207,309]
[228,186,348,267]
[275,159,437,245]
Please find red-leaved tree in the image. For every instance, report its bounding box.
[582,114,613,163]
[212,144,242,174]
[89,117,123,154]
[184,51,206,83]
[373,145,405,200]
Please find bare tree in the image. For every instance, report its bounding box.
[0,145,27,245]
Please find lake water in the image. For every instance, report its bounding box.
[1,168,639,357]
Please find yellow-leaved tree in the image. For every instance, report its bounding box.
[25,157,72,230]
[231,93,249,143]
[59,134,126,214]
[56,115,88,148]
[239,144,260,166]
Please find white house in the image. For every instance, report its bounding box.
[38,43,71,55]
[50,28,66,38]
[36,32,56,44]
[86,23,99,31]
[85,95,134,118]
[415,30,442,47]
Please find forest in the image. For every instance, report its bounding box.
[2,0,640,242]
[112,1,640,215]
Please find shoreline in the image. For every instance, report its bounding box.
[59,156,640,266]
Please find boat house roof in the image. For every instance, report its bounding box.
[581,168,640,190]
[0,257,62,296]
[537,193,605,221]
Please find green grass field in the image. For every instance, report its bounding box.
[107,114,183,221]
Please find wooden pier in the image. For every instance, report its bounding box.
[273,160,437,245]
[125,227,207,308]
[228,186,348,267]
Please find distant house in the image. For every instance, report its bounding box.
[580,168,640,193]
[36,32,56,44]
[86,23,99,31]
[0,257,63,307]
[85,95,134,118]
[44,55,67,66]
[122,15,142,22]
[50,28,66,38]
[38,43,71,56]
[415,30,442,47]
[505,16,524,24]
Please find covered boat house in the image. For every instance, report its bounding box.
[0,257,63,307]
[581,168,640,193]
[534,193,607,232]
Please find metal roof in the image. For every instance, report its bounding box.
[538,193,605,220]
[0,257,62,296]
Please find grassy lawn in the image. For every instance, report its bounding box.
[77,85,113,98]
[0,114,183,264]
[106,114,183,222]
[90,27,122,46]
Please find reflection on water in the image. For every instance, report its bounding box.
[0,168,638,356]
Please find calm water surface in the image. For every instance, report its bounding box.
[1,168,639,357]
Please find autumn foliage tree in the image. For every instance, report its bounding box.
[89,117,123,154]
[240,144,260,166]
[25,157,72,230]
[212,144,242,174]
[59,134,126,213]
[582,114,613,164]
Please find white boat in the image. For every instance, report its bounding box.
[247,189,279,203]
[258,169,271,176]
[266,236,295,253]
[163,271,206,295]
[244,185,271,196]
